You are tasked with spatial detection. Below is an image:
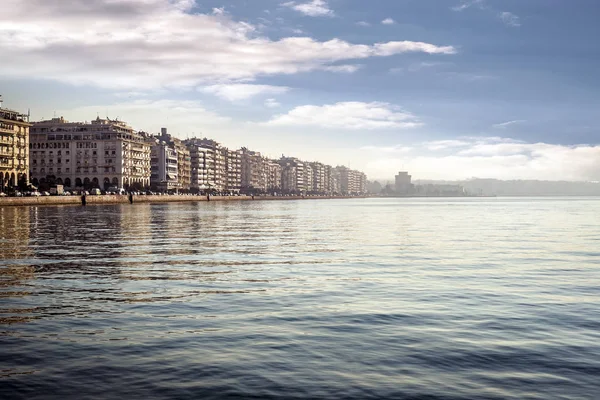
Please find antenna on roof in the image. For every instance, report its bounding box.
[0,95,3,108]
[27,109,30,122]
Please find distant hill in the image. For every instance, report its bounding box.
[413,179,600,196]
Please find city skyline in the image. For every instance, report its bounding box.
[2,0,600,181]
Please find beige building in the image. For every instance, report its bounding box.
[266,159,282,194]
[336,166,367,195]
[29,116,151,190]
[225,148,242,193]
[241,147,267,193]
[185,138,227,192]
[310,162,326,194]
[0,103,31,191]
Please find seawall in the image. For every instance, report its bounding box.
[0,195,365,207]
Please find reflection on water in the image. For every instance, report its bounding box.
[1,198,600,399]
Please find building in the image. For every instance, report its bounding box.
[225,148,242,194]
[0,101,31,192]
[304,163,313,194]
[241,147,267,193]
[337,166,367,195]
[185,138,227,192]
[310,162,326,194]
[395,171,413,194]
[29,116,151,190]
[279,156,305,194]
[148,138,178,192]
[266,159,281,194]
[157,128,191,192]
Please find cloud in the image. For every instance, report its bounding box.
[356,21,371,27]
[212,7,226,15]
[0,0,456,90]
[453,0,521,27]
[282,0,333,17]
[451,0,485,12]
[381,18,395,25]
[492,120,526,129]
[200,84,289,101]
[499,11,521,27]
[56,99,231,134]
[364,137,600,181]
[265,98,282,108]
[423,139,472,151]
[321,65,362,73]
[263,102,422,130]
[374,41,456,56]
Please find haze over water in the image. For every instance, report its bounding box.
[1,198,599,399]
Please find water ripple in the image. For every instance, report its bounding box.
[1,198,600,399]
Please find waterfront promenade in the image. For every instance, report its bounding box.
[0,194,364,207]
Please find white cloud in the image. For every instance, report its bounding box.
[55,99,231,134]
[265,98,282,108]
[321,65,362,73]
[282,0,333,17]
[381,18,395,25]
[264,102,422,130]
[499,11,521,27]
[0,0,455,90]
[357,21,371,27]
[492,120,526,129]
[374,41,456,56]
[364,137,600,181]
[212,7,226,15]
[452,0,485,12]
[200,84,289,101]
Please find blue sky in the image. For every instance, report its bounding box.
[1,0,600,181]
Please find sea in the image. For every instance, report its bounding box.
[1,197,599,399]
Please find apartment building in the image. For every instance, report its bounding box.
[310,162,326,194]
[157,129,190,192]
[0,102,30,191]
[279,156,305,194]
[185,138,227,192]
[225,148,242,193]
[336,166,367,195]
[241,147,267,193]
[266,159,282,194]
[148,138,178,192]
[29,116,151,190]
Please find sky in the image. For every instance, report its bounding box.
[1,0,600,181]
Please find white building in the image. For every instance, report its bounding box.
[149,139,178,192]
[29,116,151,190]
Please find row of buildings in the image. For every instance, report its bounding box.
[1,102,367,195]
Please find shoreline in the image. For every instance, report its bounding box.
[0,194,366,207]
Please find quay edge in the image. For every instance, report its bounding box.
[0,195,368,207]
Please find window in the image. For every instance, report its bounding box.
[58,159,61,164]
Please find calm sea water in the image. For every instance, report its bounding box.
[1,198,599,399]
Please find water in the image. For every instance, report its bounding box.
[1,198,599,399]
